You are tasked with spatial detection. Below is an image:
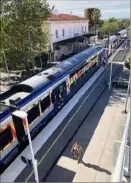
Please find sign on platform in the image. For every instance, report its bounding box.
[112,80,128,89]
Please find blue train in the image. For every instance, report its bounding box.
[0,29,127,166]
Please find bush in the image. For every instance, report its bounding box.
[34,52,49,67]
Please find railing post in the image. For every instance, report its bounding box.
[124,145,130,177]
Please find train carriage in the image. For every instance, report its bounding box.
[104,35,118,56]
[0,45,107,166]
[117,29,128,46]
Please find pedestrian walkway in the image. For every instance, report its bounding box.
[45,66,129,182]
[73,70,130,182]
[73,90,128,182]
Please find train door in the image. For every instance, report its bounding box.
[111,44,113,55]
[12,112,26,143]
[52,81,67,110]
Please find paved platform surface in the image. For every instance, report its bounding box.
[72,90,128,182]
[45,67,129,182]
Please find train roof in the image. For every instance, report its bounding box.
[5,45,103,93]
[103,35,117,44]
[117,29,127,36]
[0,45,104,121]
[20,68,58,91]
[109,35,117,43]
[55,45,103,72]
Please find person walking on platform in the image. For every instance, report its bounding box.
[71,142,84,163]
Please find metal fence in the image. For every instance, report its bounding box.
[112,111,130,182]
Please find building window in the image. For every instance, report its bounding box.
[56,30,58,38]
[62,29,64,37]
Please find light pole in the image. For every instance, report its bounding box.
[123,39,128,62]
[25,115,39,182]
[109,58,113,91]
[12,110,39,182]
[0,102,39,182]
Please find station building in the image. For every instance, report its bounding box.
[47,9,97,61]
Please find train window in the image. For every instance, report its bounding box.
[40,95,50,113]
[70,71,75,78]
[51,93,55,103]
[27,104,40,124]
[0,126,13,151]
[60,85,64,93]
[59,84,66,96]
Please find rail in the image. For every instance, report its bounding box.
[112,111,130,182]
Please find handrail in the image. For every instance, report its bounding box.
[112,111,130,182]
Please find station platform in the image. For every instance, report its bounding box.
[72,91,129,182]
[45,66,130,182]
[1,43,128,182]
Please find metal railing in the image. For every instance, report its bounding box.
[112,111,130,182]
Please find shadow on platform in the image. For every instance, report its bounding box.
[81,161,111,175]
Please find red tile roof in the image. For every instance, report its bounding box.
[49,13,87,21]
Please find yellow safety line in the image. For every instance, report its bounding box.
[25,73,104,182]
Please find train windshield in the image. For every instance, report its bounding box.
[0,126,13,151]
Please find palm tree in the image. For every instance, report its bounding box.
[91,8,101,34]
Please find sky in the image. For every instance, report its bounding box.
[48,0,130,19]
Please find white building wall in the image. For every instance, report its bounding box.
[48,19,89,60]
[49,20,89,46]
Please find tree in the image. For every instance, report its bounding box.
[100,21,118,38]
[89,8,101,33]
[99,19,104,27]
[118,19,130,30]
[99,16,130,39]
[108,17,117,23]
[1,0,51,71]
[91,8,101,24]
[100,17,120,38]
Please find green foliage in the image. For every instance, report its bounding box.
[99,20,104,27]
[88,8,101,33]
[118,19,130,30]
[34,52,48,67]
[1,0,51,70]
[108,17,117,23]
[91,8,101,25]
[99,17,130,38]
